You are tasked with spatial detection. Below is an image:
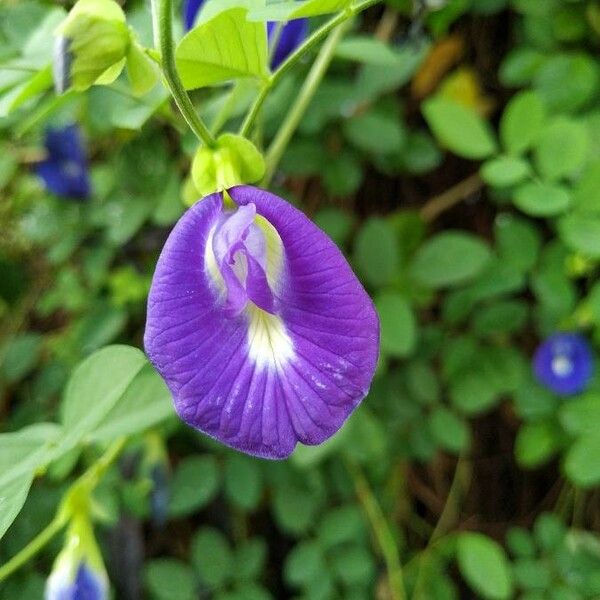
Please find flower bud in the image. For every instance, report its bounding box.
[190,133,265,200]
[46,515,108,600]
[54,0,130,93]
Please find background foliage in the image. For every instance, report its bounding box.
[3,0,600,598]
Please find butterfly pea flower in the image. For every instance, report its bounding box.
[533,332,594,396]
[144,186,379,459]
[182,0,308,69]
[54,0,129,94]
[46,515,108,600]
[36,124,91,201]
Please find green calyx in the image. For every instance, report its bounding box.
[189,133,266,202]
[57,0,131,92]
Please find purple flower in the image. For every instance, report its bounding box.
[36,125,91,201]
[46,562,107,600]
[533,332,594,396]
[182,0,308,69]
[144,186,379,459]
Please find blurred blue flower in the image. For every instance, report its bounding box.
[36,125,91,201]
[149,464,169,527]
[533,332,594,396]
[46,561,107,600]
[182,0,307,69]
[267,19,308,69]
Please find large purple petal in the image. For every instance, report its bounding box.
[145,187,379,459]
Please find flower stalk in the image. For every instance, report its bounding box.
[153,0,216,147]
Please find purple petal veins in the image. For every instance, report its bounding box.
[533,332,594,396]
[144,186,379,459]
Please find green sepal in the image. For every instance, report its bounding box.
[190,134,265,200]
[126,36,159,96]
[58,0,130,92]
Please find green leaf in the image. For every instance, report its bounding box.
[565,434,600,487]
[375,292,416,358]
[495,214,541,272]
[506,527,536,558]
[90,363,173,443]
[481,155,530,187]
[57,345,147,455]
[335,36,408,66]
[191,527,234,588]
[0,423,62,488]
[248,0,350,21]
[168,455,220,517]
[343,109,406,155]
[353,217,400,287]
[330,544,376,586]
[234,538,267,582]
[409,232,491,289]
[0,423,62,539]
[533,513,566,551]
[428,407,471,453]
[175,8,268,90]
[533,53,599,113]
[513,182,571,217]
[534,117,588,181]
[318,506,366,549]
[422,97,497,160]
[500,90,545,155]
[284,540,326,587]
[0,65,53,117]
[0,475,34,541]
[272,482,322,535]
[191,133,265,196]
[499,48,545,87]
[144,559,196,600]
[558,213,600,257]
[472,300,528,336]
[449,371,497,415]
[224,454,263,511]
[571,160,600,213]
[515,421,563,468]
[314,208,355,247]
[0,333,43,384]
[457,533,513,600]
[560,393,600,435]
[512,558,553,590]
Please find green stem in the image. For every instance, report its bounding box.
[239,81,272,138]
[240,0,382,139]
[0,513,67,582]
[346,458,406,600]
[153,0,216,147]
[412,456,470,599]
[0,438,127,583]
[261,21,348,185]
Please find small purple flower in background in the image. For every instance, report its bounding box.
[182,0,308,69]
[46,562,107,600]
[266,19,309,69]
[46,515,108,600]
[533,332,594,396]
[36,124,91,201]
[144,186,379,459]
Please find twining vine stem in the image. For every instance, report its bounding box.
[262,21,349,185]
[0,438,127,582]
[239,0,383,138]
[345,458,406,600]
[153,0,216,147]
